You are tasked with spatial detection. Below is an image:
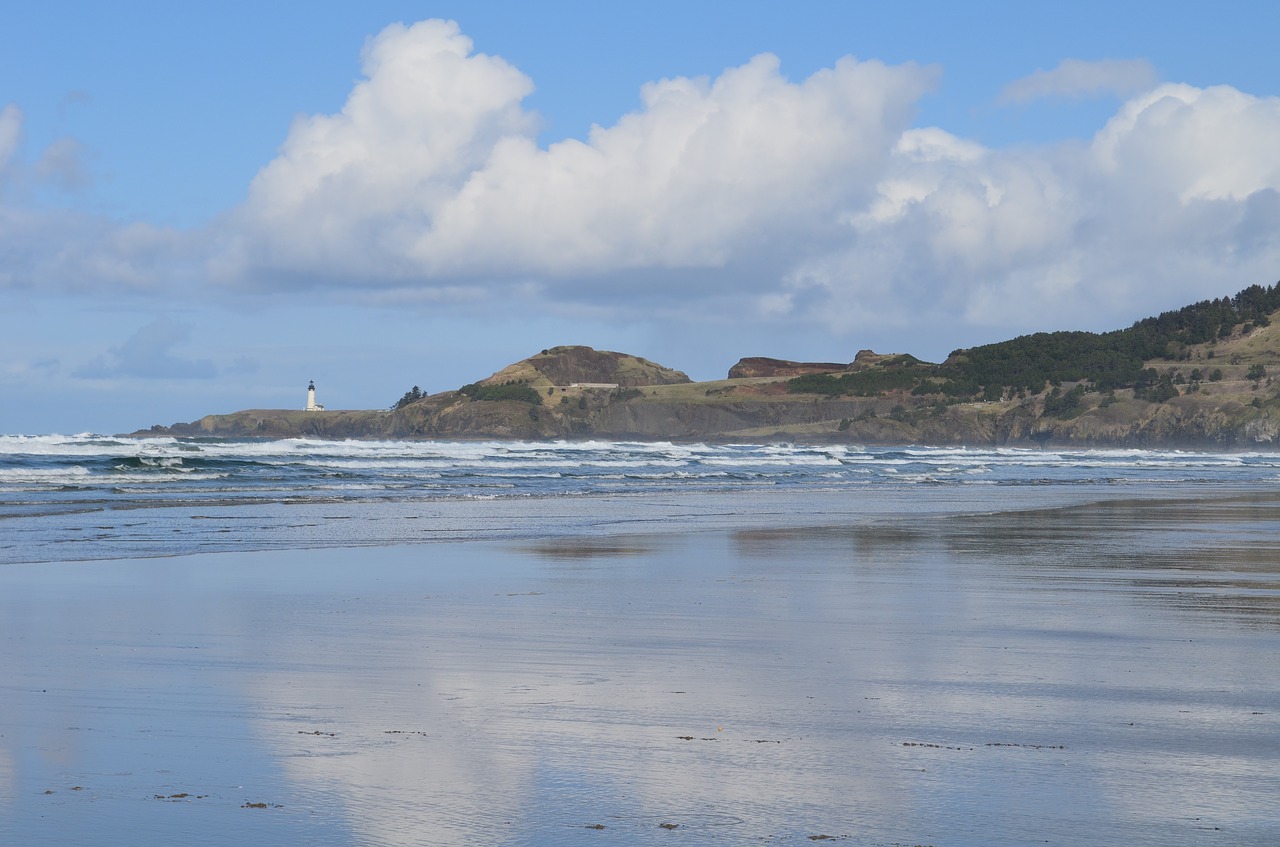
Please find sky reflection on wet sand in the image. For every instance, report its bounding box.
[2,494,1278,846]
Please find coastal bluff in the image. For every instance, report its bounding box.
[140,310,1280,448]
[142,409,392,439]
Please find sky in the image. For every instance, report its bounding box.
[3,1,1280,434]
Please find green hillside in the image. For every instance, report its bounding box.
[789,282,1280,400]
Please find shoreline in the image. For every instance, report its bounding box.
[6,480,1274,568]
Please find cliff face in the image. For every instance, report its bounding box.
[149,409,393,439]
[1015,397,1274,449]
[144,388,1280,449]
[817,394,1280,449]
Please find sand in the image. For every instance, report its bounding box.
[3,495,1279,845]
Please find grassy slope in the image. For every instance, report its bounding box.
[591,311,1280,444]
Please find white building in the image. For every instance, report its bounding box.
[305,380,325,412]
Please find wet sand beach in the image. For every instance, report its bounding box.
[3,492,1279,845]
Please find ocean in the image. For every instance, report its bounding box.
[5,433,1280,564]
[3,434,1279,845]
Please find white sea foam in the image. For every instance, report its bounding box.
[2,436,1277,508]
[0,465,93,482]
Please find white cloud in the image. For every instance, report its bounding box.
[415,53,933,277]
[999,58,1159,104]
[204,25,1280,357]
[778,82,1280,344]
[221,19,537,282]
[7,22,1280,364]
[220,19,937,290]
[1093,83,1280,202]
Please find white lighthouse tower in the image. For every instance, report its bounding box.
[305,380,325,412]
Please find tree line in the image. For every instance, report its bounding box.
[788,281,1280,399]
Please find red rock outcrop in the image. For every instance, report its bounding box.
[727,357,848,379]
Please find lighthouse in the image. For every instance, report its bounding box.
[305,380,325,412]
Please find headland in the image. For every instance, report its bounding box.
[139,284,1280,449]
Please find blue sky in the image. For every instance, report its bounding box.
[3,1,1280,433]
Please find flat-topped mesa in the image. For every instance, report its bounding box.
[480,345,692,388]
[727,357,849,380]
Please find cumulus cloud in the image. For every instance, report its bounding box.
[75,316,217,379]
[772,82,1280,341]
[9,21,1280,361]
[999,58,1159,104]
[221,19,538,283]
[1093,83,1280,202]
[220,18,937,291]
[415,52,932,278]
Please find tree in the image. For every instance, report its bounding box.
[392,385,424,410]
[780,280,1280,401]
[1043,384,1087,419]
[1135,373,1178,403]
[458,381,543,405]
